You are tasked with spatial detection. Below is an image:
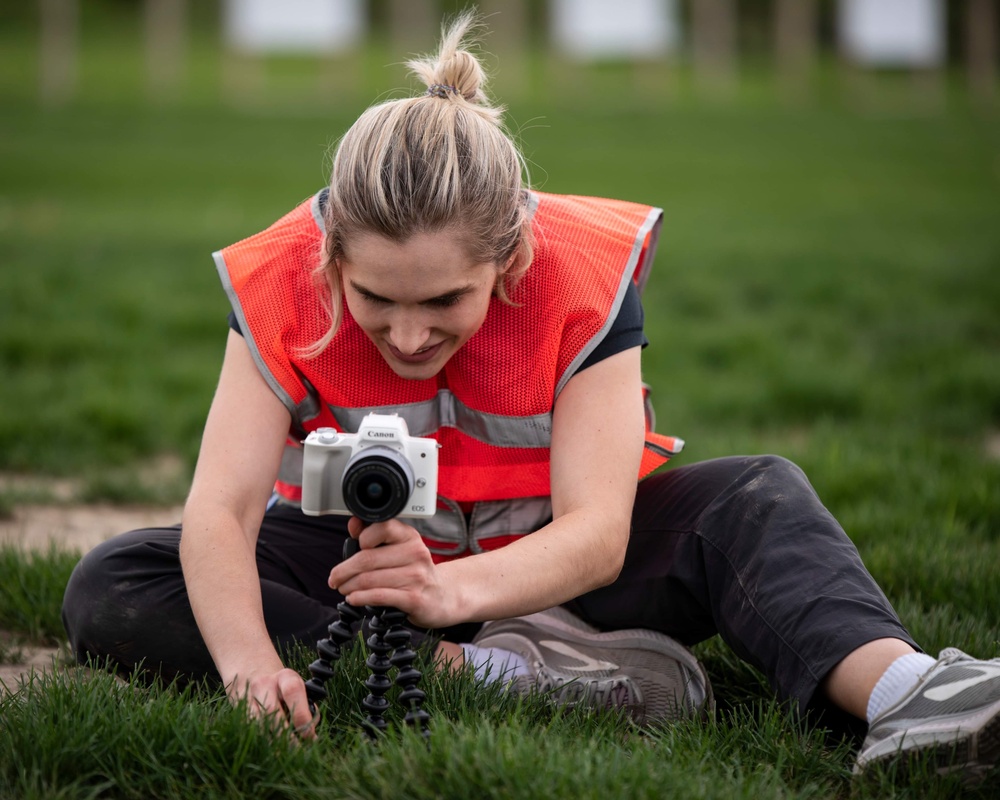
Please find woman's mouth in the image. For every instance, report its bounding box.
[387,341,445,364]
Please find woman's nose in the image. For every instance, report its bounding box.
[387,313,431,354]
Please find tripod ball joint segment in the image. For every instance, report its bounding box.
[303,508,432,740]
[303,587,363,705]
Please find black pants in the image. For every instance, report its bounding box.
[62,455,917,713]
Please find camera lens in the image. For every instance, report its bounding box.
[342,447,414,523]
[359,477,386,503]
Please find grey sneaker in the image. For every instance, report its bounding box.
[472,606,713,725]
[854,648,1000,783]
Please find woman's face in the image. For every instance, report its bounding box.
[339,228,498,380]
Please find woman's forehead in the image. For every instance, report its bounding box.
[340,229,495,293]
[343,230,487,272]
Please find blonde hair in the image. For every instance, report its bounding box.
[306,11,533,357]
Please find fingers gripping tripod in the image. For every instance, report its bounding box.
[303,537,431,739]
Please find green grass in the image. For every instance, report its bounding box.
[2,643,997,799]
[0,545,80,643]
[1,14,1000,798]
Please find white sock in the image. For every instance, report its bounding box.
[866,652,937,723]
[461,643,531,684]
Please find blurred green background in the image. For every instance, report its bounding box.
[1,1,998,592]
[1,7,999,796]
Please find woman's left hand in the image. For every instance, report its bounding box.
[327,517,456,628]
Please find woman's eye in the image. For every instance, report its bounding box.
[354,289,463,308]
[426,295,462,308]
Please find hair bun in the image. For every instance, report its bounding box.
[408,12,491,108]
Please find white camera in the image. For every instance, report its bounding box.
[301,413,439,522]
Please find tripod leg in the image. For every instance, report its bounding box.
[383,608,431,739]
[305,535,367,708]
[360,606,393,737]
[304,599,364,706]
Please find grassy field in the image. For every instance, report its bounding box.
[1,13,1000,798]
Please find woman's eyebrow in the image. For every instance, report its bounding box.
[349,280,392,302]
[423,286,475,304]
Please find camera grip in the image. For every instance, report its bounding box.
[343,536,361,560]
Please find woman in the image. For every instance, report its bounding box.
[63,13,999,782]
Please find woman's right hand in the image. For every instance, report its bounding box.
[226,667,319,741]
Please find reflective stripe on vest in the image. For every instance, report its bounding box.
[413,495,553,559]
[327,389,551,447]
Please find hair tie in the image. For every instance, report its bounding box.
[426,83,458,99]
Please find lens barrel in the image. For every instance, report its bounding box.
[341,446,414,522]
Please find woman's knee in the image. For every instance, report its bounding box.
[635,454,808,520]
[733,454,809,494]
[62,527,184,660]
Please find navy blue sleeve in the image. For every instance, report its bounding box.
[578,280,648,372]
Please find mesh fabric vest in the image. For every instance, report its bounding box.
[215,190,682,560]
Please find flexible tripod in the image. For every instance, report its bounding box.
[303,537,431,739]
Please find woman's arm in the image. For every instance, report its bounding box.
[328,345,646,628]
[179,330,315,734]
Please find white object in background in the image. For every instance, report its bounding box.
[223,0,365,54]
[550,0,680,60]
[839,0,945,67]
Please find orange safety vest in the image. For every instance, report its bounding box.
[214,190,683,560]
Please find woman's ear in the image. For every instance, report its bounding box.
[494,240,530,301]
[498,244,522,278]
[493,252,514,295]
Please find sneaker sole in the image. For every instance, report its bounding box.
[854,694,1000,782]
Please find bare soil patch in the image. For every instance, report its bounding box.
[0,639,63,697]
[0,503,184,554]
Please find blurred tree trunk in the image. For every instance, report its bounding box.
[773,0,817,100]
[966,0,998,104]
[144,0,187,101]
[388,0,436,56]
[478,0,528,98]
[39,0,78,107]
[691,0,737,96]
